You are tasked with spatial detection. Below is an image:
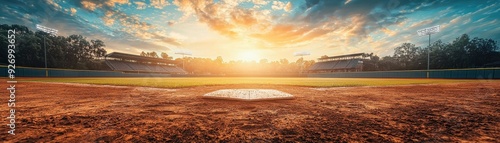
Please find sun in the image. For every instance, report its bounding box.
[239,50,260,61]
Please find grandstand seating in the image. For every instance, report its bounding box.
[309,59,361,72]
[315,61,337,70]
[106,60,133,71]
[346,59,360,69]
[105,52,187,74]
[127,62,151,71]
[174,67,186,73]
[161,65,186,73]
[146,64,166,72]
[105,60,187,74]
[324,61,339,70]
[160,65,175,72]
[335,60,350,69]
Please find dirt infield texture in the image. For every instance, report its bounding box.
[1,80,499,142]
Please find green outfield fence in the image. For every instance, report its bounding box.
[1,65,499,79]
[0,65,172,77]
[308,68,500,79]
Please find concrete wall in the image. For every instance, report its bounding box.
[0,66,172,77]
[308,68,500,79]
[2,65,499,79]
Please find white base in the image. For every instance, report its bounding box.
[203,89,294,101]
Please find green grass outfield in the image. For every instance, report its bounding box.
[15,77,493,88]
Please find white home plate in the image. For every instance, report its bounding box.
[203,89,294,101]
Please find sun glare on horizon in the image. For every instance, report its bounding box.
[239,50,261,62]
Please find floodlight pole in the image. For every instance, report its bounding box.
[294,53,310,74]
[417,25,439,78]
[427,34,430,71]
[182,55,185,70]
[36,24,58,77]
[44,37,47,76]
[175,52,191,70]
[299,56,304,74]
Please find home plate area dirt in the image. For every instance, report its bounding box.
[0,81,499,142]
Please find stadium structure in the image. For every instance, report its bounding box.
[104,52,187,74]
[308,53,364,73]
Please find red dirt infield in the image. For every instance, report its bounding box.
[1,80,499,142]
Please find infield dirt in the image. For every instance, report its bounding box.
[1,80,499,142]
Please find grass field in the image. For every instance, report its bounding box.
[18,77,486,88]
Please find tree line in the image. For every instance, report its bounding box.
[140,51,172,60]
[362,34,500,71]
[176,57,315,75]
[0,24,107,70]
[138,51,315,74]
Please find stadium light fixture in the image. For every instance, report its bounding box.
[175,51,192,70]
[417,25,440,78]
[36,24,58,77]
[293,51,310,57]
[294,51,311,74]
[174,51,192,56]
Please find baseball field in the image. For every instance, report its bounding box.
[1,77,499,142]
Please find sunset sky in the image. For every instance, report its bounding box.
[1,0,499,61]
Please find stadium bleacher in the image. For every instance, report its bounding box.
[147,65,166,72]
[324,61,339,70]
[308,53,364,73]
[161,65,185,73]
[314,61,338,70]
[105,60,133,71]
[127,62,151,71]
[104,52,187,74]
[346,59,360,69]
[335,60,350,69]
[106,60,187,74]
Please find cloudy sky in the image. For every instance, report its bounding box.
[1,0,499,61]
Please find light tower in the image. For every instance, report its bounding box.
[294,51,310,74]
[36,24,58,77]
[175,50,192,70]
[417,25,440,78]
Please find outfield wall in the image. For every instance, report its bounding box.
[0,66,172,77]
[2,65,499,79]
[308,68,500,79]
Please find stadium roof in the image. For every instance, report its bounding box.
[105,52,177,64]
[318,53,364,60]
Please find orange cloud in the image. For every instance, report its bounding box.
[134,1,146,10]
[252,0,269,5]
[271,1,286,11]
[409,19,432,29]
[151,0,170,9]
[70,8,77,14]
[80,0,129,11]
[46,0,62,10]
[81,1,98,11]
[173,0,267,38]
[170,0,334,47]
[104,0,129,7]
[102,16,114,26]
[230,8,258,27]
[284,2,292,12]
[380,27,396,36]
[251,24,331,46]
